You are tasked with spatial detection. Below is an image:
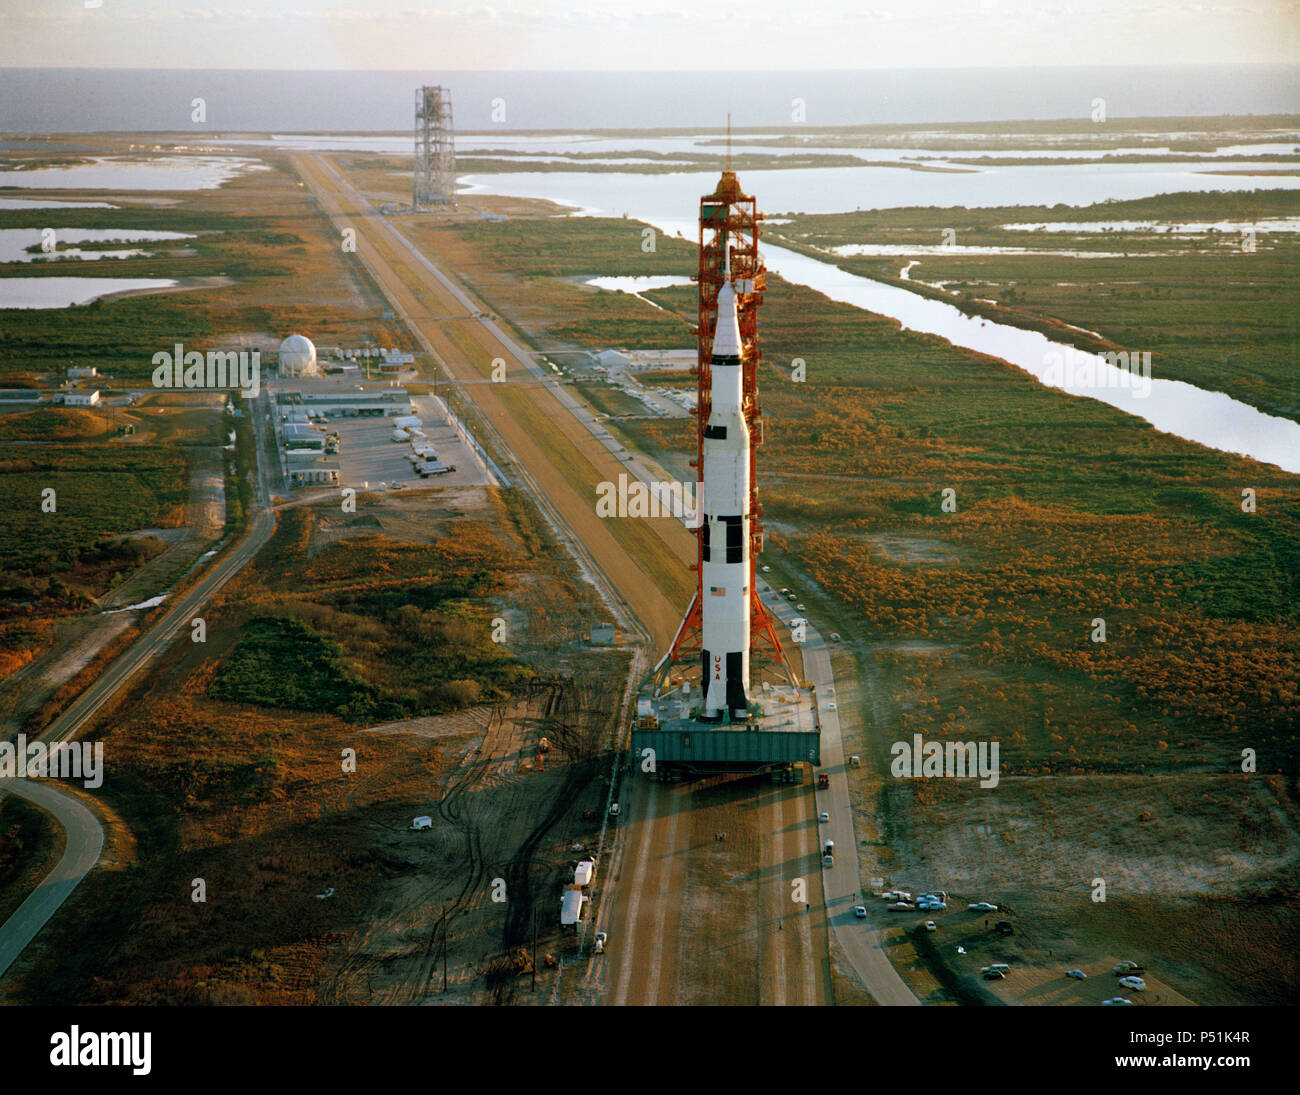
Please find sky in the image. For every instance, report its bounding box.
[0,0,1296,71]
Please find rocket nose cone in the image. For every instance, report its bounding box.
[713,278,742,358]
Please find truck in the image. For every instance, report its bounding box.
[817,772,830,789]
[823,839,834,857]
[415,461,456,477]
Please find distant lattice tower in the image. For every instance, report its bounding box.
[414,85,456,210]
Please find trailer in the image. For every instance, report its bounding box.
[560,886,587,928]
[573,859,596,888]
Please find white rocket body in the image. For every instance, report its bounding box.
[701,271,751,720]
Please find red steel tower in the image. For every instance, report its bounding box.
[665,165,788,676]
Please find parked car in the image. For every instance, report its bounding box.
[608,802,620,815]
[1112,960,1144,975]
[796,603,806,612]
[853,905,868,919]
[994,920,1014,936]
[1102,997,1133,1006]
[924,920,938,932]
[983,963,1010,976]
[819,811,830,823]
[830,632,841,641]
[1118,976,1146,991]
[761,565,771,573]
[888,902,915,912]
[1066,969,1087,980]
[968,901,998,912]
[594,931,607,954]
[983,969,1005,980]
[827,702,837,711]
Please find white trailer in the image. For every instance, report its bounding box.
[574,859,596,888]
[560,887,587,927]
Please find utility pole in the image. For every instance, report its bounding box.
[441,901,448,994]
[531,908,538,992]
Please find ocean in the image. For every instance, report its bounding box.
[1,66,1297,134]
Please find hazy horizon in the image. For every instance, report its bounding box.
[3,65,1297,134]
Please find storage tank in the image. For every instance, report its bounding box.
[278,334,319,377]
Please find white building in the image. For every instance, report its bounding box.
[65,390,100,406]
[67,366,98,379]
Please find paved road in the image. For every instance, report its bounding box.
[758,579,920,1006]
[0,392,279,983]
[0,780,103,978]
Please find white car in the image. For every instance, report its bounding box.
[1118,976,1146,991]
[829,632,841,641]
[594,931,607,954]
[924,920,938,932]
[853,905,868,919]
[819,811,829,823]
[1102,997,1133,1006]
[968,902,998,912]
[608,802,620,815]
[888,902,915,912]
[761,565,771,573]
[796,603,806,612]
[827,702,837,711]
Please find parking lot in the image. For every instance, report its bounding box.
[307,395,496,493]
[338,395,493,488]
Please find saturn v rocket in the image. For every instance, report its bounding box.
[700,259,752,719]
